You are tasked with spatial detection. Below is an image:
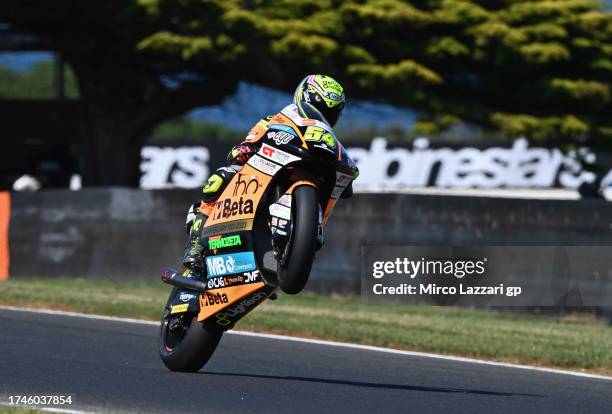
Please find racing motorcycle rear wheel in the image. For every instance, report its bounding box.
[277,185,319,294]
[159,310,223,372]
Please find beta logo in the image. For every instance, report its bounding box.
[212,197,254,220]
[208,235,241,250]
[202,292,229,307]
[206,252,257,277]
[211,174,262,220]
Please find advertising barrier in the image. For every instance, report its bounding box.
[140,138,612,191]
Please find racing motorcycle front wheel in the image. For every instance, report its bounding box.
[277,185,319,295]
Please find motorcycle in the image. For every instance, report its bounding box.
[158,112,358,372]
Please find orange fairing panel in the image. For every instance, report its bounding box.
[198,281,265,321]
[243,121,268,144]
[322,198,337,225]
[204,164,273,227]
[269,113,308,149]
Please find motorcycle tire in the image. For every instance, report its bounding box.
[278,185,318,294]
[159,312,223,372]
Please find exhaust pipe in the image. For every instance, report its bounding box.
[161,269,208,293]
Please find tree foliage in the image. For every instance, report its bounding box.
[2,1,238,185]
[2,0,612,185]
[138,0,612,145]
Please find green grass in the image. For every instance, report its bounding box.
[1,278,611,375]
[0,408,45,413]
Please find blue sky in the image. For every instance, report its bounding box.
[1,51,417,131]
[189,81,416,131]
[0,51,53,71]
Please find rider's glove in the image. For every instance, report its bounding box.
[228,144,256,165]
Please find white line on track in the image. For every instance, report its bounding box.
[0,401,92,413]
[1,305,611,382]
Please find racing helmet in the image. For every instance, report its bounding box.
[293,74,346,127]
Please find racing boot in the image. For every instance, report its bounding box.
[182,212,207,276]
[182,166,241,275]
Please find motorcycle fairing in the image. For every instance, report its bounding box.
[197,281,266,322]
[204,164,273,229]
[267,112,308,149]
[211,283,276,328]
[169,288,201,315]
[167,270,206,315]
[320,169,354,225]
[196,142,301,323]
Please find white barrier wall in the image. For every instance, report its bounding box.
[140,138,612,191]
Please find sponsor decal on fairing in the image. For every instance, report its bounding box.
[206,252,257,277]
[260,144,301,166]
[247,155,282,176]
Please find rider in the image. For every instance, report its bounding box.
[183,74,349,272]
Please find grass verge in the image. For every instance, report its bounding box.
[0,278,610,375]
[0,408,43,414]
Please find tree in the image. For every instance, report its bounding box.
[2,1,236,185]
[137,0,612,145]
[2,0,611,185]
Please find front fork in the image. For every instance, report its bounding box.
[269,182,324,265]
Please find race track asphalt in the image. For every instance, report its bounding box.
[0,307,610,414]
